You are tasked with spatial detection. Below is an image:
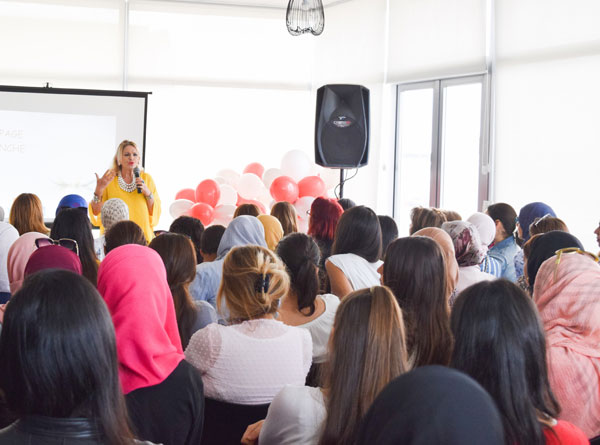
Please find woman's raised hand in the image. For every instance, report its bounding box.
[95,170,115,194]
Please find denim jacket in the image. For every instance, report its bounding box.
[488,236,520,282]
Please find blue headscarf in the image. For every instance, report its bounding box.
[56,194,88,217]
[518,202,556,242]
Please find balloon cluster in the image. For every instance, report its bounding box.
[169,150,339,229]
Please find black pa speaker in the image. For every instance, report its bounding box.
[315,84,370,168]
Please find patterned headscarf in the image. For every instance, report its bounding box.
[101,198,130,231]
[442,221,486,267]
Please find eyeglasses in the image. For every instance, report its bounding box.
[553,247,599,280]
[35,238,79,256]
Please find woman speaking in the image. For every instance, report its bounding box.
[90,140,160,241]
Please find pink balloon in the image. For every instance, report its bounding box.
[189,202,214,226]
[175,188,196,202]
[298,176,326,198]
[195,179,221,207]
[270,176,299,203]
[243,162,265,179]
[236,195,267,214]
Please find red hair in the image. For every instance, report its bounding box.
[308,197,343,242]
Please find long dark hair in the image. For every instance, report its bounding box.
[276,233,320,316]
[0,270,134,444]
[331,205,381,262]
[450,280,560,445]
[50,208,98,285]
[382,236,452,367]
[104,220,147,254]
[169,216,205,264]
[377,215,398,261]
[486,203,517,239]
[149,233,198,349]
[319,286,409,445]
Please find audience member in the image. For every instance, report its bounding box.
[98,245,204,445]
[190,215,266,308]
[257,214,284,251]
[411,227,459,300]
[467,212,502,277]
[532,248,600,438]
[408,206,446,235]
[0,270,141,445]
[382,236,452,367]
[0,207,4,222]
[326,206,382,298]
[50,208,98,286]
[95,198,130,260]
[186,245,312,405]
[9,193,49,236]
[200,224,226,262]
[336,198,355,211]
[0,223,18,303]
[149,233,217,348]
[451,280,588,445]
[486,202,519,282]
[104,220,147,255]
[271,201,298,236]
[442,220,494,297]
[357,366,505,445]
[441,209,462,222]
[24,245,82,277]
[308,198,343,292]
[594,220,600,250]
[6,232,49,295]
[234,203,261,218]
[55,194,88,216]
[529,215,568,237]
[377,215,398,261]
[244,286,408,445]
[169,216,204,265]
[276,233,339,367]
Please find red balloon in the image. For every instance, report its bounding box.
[175,188,196,202]
[243,162,265,179]
[189,203,214,226]
[270,176,299,203]
[298,176,326,198]
[236,195,266,214]
[195,179,220,207]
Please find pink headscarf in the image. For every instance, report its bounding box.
[413,227,459,298]
[533,253,600,437]
[24,245,82,277]
[97,244,184,394]
[7,231,49,294]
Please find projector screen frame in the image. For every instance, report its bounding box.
[0,84,151,167]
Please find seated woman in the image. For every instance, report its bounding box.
[514,202,556,279]
[451,280,588,444]
[377,215,398,261]
[24,245,82,277]
[0,223,18,303]
[325,206,382,298]
[276,233,340,367]
[381,236,453,367]
[8,193,49,236]
[0,269,145,444]
[234,203,261,218]
[486,202,520,282]
[95,198,129,261]
[270,201,298,236]
[242,286,409,445]
[200,224,226,262]
[97,245,204,445]
[257,215,284,251]
[50,208,98,285]
[441,220,494,298]
[467,212,503,277]
[533,248,600,438]
[169,216,205,265]
[149,233,217,348]
[104,220,147,255]
[7,232,49,295]
[408,206,447,235]
[185,245,312,405]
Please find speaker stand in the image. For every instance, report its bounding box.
[339,169,345,199]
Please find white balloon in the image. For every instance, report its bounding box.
[297,217,309,234]
[262,168,283,189]
[216,169,241,188]
[237,173,265,200]
[280,150,312,182]
[218,184,238,206]
[258,189,273,212]
[294,196,315,221]
[214,176,227,185]
[317,167,340,190]
[169,199,194,219]
[213,204,236,225]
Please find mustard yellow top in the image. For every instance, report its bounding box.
[88,171,161,242]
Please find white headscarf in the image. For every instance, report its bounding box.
[467,212,496,246]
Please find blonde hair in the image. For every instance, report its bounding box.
[111,140,140,173]
[218,245,289,322]
[9,193,49,235]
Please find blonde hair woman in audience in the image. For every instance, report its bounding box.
[9,193,49,236]
[241,286,409,445]
[185,245,312,405]
[408,206,446,235]
[270,201,298,236]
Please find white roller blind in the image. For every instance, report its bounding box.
[387,0,486,82]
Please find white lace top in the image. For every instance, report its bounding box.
[185,318,312,405]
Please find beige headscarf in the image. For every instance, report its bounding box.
[412,227,459,299]
[257,215,284,251]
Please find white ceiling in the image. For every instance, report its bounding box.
[168,0,350,9]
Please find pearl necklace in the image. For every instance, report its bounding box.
[117,173,137,193]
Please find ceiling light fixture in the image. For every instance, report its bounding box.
[286,0,325,36]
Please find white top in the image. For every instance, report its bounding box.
[456,265,495,294]
[94,235,105,262]
[326,253,383,291]
[185,318,312,405]
[297,294,339,364]
[259,385,326,445]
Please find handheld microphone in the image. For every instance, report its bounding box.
[133,167,142,194]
